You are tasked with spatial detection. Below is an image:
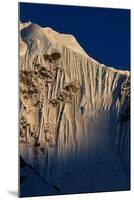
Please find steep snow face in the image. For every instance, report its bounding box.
[19,156,58,197]
[19,22,130,192]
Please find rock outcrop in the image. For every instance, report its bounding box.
[19,22,130,195]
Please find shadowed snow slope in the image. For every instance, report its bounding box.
[19,22,130,196]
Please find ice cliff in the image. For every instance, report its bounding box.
[19,22,130,195]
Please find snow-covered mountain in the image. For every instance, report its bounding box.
[19,22,130,196]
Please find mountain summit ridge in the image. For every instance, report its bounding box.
[20,22,129,75]
[19,21,130,196]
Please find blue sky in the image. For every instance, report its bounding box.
[19,2,130,70]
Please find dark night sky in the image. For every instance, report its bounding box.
[19,2,130,70]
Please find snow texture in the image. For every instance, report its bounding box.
[19,22,130,196]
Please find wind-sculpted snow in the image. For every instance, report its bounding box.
[19,22,130,195]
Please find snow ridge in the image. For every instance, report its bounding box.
[19,22,130,195]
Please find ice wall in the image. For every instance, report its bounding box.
[19,23,130,186]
